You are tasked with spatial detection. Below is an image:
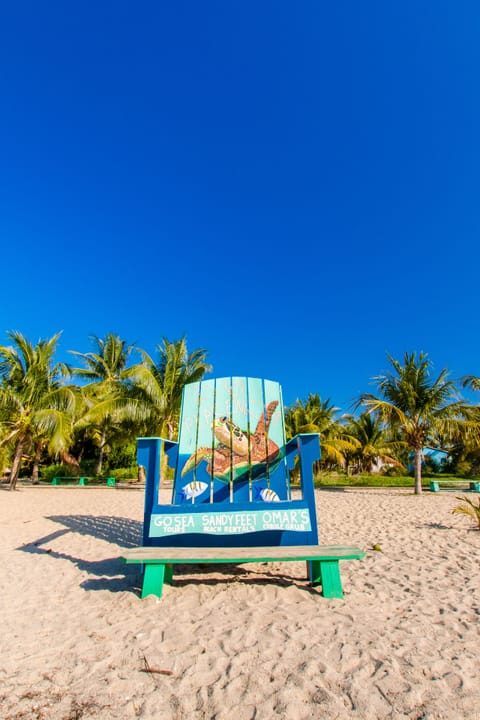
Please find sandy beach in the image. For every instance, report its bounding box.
[1,485,479,720]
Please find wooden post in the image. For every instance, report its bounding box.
[311,560,344,599]
[142,564,166,599]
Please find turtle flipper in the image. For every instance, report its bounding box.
[181,447,212,477]
[254,400,279,443]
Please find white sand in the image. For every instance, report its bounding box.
[1,485,479,720]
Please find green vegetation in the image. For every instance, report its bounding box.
[0,332,75,490]
[39,463,77,483]
[69,333,137,475]
[357,352,478,494]
[314,473,478,489]
[0,332,210,489]
[1,333,480,495]
[452,495,480,529]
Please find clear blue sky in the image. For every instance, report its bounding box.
[1,1,479,410]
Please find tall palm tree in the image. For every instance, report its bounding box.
[0,331,75,490]
[69,334,137,474]
[285,394,358,470]
[127,336,212,440]
[358,352,476,494]
[285,394,337,437]
[70,334,135,385]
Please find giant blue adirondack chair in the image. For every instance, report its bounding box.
[138,376,320,549]
[126,377,365,599]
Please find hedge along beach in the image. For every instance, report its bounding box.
[1,485,479,720]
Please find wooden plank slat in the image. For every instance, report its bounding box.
[192,379,215,503]
[212,377,233,502]
[231,376,250,502]
[122,544,366,563]
[259,379,287,501]
[175,381,202,504]
[246,377,266,490]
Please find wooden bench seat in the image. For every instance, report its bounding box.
[430,480,480,493]
[51,476,116,487]
[122,545,365,600]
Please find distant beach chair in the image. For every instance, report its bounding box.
[122,377,364,599]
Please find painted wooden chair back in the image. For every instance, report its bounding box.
[138,377,320,548]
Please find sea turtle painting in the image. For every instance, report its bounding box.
[181,400,281,483]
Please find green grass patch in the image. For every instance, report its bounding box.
[313,473,479,488]
[314,474,415,488]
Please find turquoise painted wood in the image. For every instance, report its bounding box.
[51,476,116,487]
[231,377,250,503]
[138,377,320,549]
[430,480,480,493]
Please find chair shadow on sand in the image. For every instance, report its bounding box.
[46,514,143,547]
[17,515,143,594]
[16,514,320,596]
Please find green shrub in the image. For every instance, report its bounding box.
[455,461,473,476]
[107,466,138,480]
[381,465,406,477]
[78,459,98,476]
[0,447,10,477]
[40,464,79,482]
[106,442,137,470]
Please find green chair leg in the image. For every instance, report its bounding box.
[311,560,344,599]
[310,560,322,586]
[142,564,166,599]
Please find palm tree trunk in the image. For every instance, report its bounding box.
[32,444,43,484]
[166,419,175,441]
[96,429,107,475]
[9,438,25,490]
[414,448,423,495]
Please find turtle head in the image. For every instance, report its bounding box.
[213,417,249,456]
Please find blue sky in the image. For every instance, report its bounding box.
[1,1,479,410]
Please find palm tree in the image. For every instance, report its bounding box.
[358,352,476,494]
[285,394,358,471]
[127,336,212,440]
[345,412,403,474]
[452,495,480,529]
[453,374,480,475]
[0,331,75,489]
[463,375,480,394]
[69,334,137,474]
[124,337,211,481]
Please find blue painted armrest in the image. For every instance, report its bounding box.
[138,437,180,546]
[286,433,320,507]
[162,439,179,468]
[137,437,178,474]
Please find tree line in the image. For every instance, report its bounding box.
[1,331,479,494]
